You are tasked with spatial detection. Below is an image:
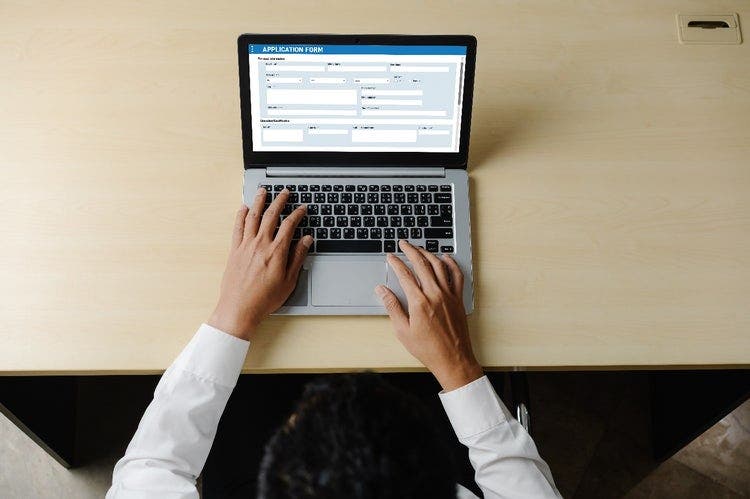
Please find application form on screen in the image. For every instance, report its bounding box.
[247,44,467,152]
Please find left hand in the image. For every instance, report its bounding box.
[208,187,312,340]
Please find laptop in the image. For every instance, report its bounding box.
[237,34,477,314]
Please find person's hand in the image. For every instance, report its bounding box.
[375,240,483,392]
[208,187,312,340]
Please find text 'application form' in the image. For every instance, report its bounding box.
[248,45,467,152]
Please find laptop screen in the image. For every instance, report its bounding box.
[247,44,468,153]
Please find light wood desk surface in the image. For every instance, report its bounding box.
[2,1,749,374]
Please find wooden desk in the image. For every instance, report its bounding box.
[1,1,749,374]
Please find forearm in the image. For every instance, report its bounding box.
[440,376,561,499]
[107,324,249,498]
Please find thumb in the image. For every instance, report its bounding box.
[375,285,409,332]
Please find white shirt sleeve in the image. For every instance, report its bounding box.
[106,324,250,499]
[439,376,561,499]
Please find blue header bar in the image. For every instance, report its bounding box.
[249,44,466,55]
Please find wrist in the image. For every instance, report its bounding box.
[435,360,484,392]
[208,305,260,341]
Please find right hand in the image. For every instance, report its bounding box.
[375,240,483,392]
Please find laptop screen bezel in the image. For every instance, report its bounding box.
[237,34,476,169]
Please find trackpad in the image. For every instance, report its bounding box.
[311,261,384,307]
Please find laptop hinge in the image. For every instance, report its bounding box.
[265,166,445,178]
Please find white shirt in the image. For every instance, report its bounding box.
[107,324,561,499]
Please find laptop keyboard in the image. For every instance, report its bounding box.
[259,183,455,254]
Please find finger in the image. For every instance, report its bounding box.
[375,285,409,333]
[442,254,465,296]
[232,205,249,248]
[398,240,439,292]
[287,235,313,278]
[243,187,268,241]
[258,188,289,239]
[386,253,422,299]
[417,247,451,292]
[275,204,307,252]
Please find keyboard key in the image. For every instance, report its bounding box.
[427,204,439,215]
[289,193,299,203]
[341,193,353,203]
[434,193,452,203]
[357,185,367,192]
[330,228,342,239]
[420,193,432,203]
[394,193,406,203]
[380,193,392,203]
[347,205,359,215]
[440,205,453,216]
[354,193,366,203]
[302,227,314,237]
[403,216,416,227]
[440,245,454,253]
[345,185,356,192]
[392,185,403,192]
[293,228,301,239]
[374,205,385,215]
[367,193,379,203]
[327,193,339,203]
[410,228,422,239]
[384,240,396,252]
[424,228,453,239]
[316,228,329,239]
[356,228,369,239]
[381,185,391,192]
[428,185,439,192]
[384,228,395,239]
[343,228,355,239]
[370,228,382,239]
[415,205,426,215]
[387,205,399,215]
[390,216,402,227]
[273,185,284,192]
[400,205,412,215]
[286,184,297,191]
[361,205,373,215]
[440,185,452,192]
[397,228,409,239]
[369,184,380,191]
[417,185,427,192]
[300,192,312,203]
[321,205,332,215]
[417,216,429,227]
[322,185,332,192]
[407,193,419,204]
[314,193,326,203]
[363,216,376,227]
[298,185,309,192]
[323,216,335,227]
[308,216,321,227]
[336,216,348,227]
[334,205,346,215]
[404,185,415,192]
[376,216,389,227]
[430,216,453,227]
[350,217,362,227]
[310,185,320,192]
[426,240,439,252]
[307,204,319,215]
[333,184,344,192]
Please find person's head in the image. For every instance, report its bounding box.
[257,373,457,499]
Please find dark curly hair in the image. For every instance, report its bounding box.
[257,373,457,499]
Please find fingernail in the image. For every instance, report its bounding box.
[281,187,289,193]
[256,187,265,195]
[302,235,313,248]
[299,204,308,211]
[375,285,387,297]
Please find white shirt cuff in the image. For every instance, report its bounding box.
[439,375,508,439]
[173,323,250,388]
